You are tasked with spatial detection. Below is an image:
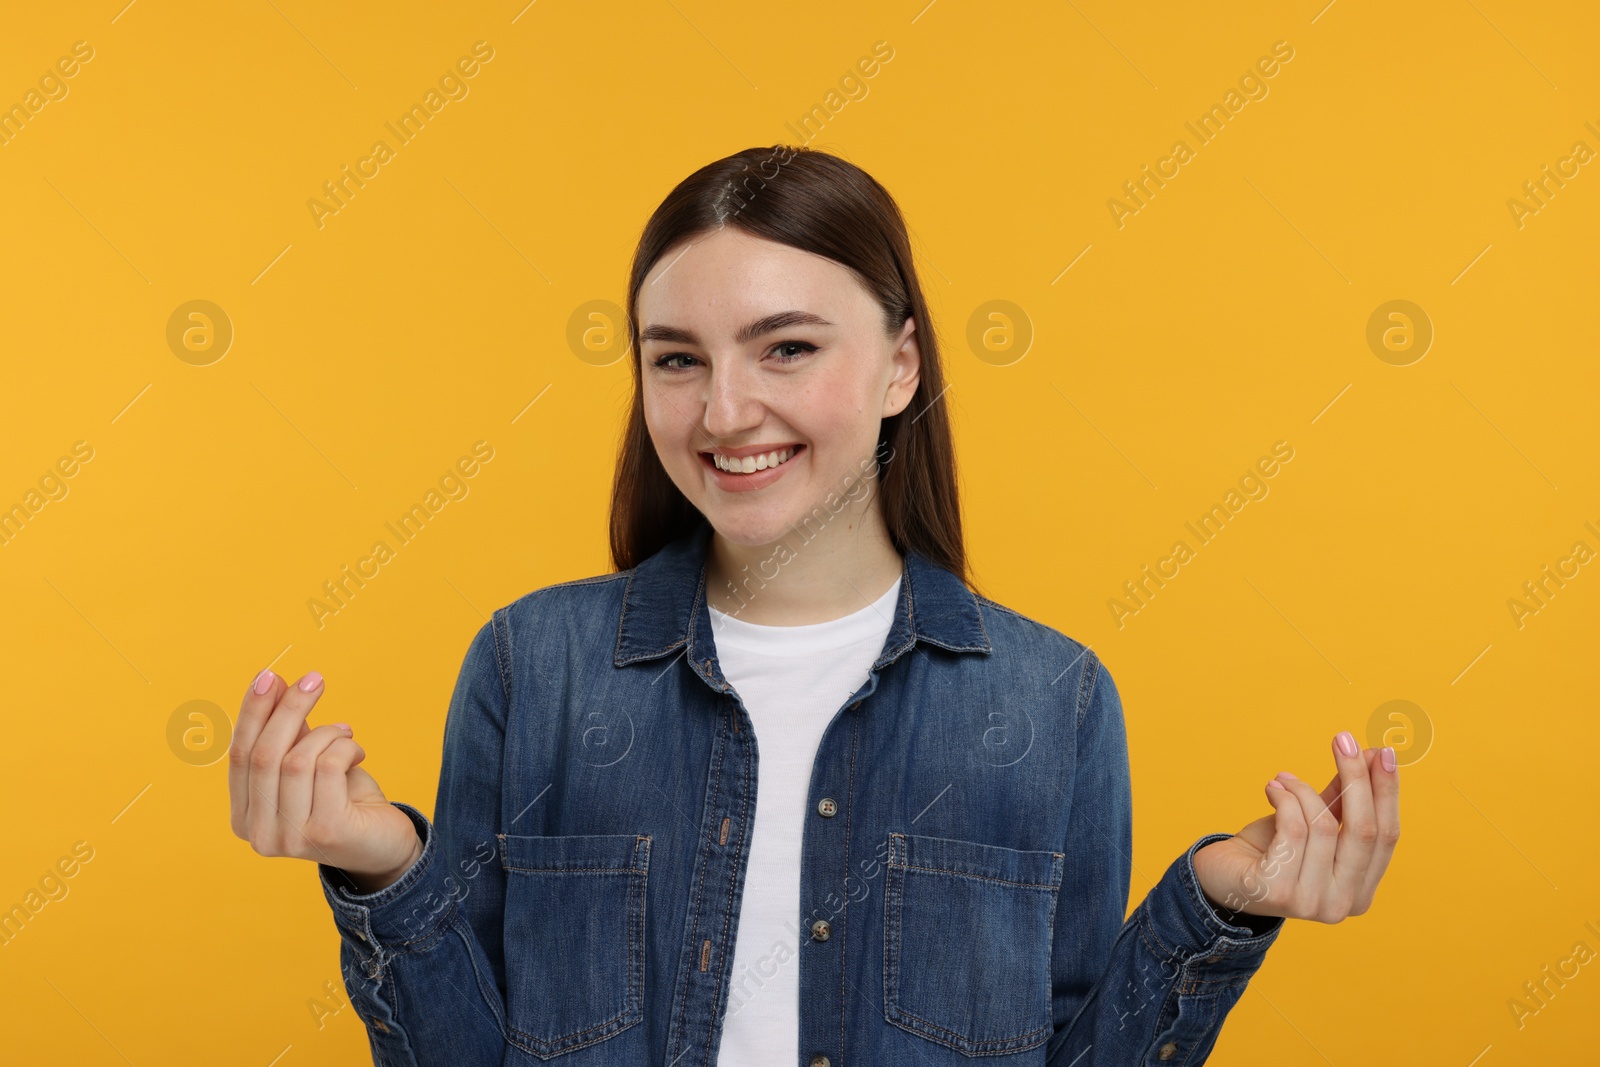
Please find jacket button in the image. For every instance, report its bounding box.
[816,797,837,817]
[808,1057,830,1067]
[810,919,831,941]
[1203,953,1222,963]
[1158,1041,1178,1060]
[354,930,367,942]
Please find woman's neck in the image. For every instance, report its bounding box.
[704,517,903,626]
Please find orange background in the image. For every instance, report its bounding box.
[1,1,1595,1063]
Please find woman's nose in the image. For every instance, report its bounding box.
[702,362,766,437]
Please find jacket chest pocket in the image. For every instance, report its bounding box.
[883,832,1064,1056]
[499,832,650,1058]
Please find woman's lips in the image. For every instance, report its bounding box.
[699,444,805,493]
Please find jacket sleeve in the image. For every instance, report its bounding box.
[1045,651,1285,1066]
[315,613,512,1066]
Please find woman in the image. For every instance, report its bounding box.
[230,145,1400,1066]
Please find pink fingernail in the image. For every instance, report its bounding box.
[1336,731,1359,757]
[333,722,352,733]
[1382,746,1397,772]
[1267,779,1285,790]
[298,671,323,692]
[1276,771,1297,780]
[252,669,275,695]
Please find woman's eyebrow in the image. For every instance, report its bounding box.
[640,310,834,346]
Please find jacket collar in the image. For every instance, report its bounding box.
[613,517,990,688]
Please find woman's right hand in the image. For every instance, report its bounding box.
[229,668,423,894]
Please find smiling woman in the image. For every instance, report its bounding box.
[235,144,1401,1067]
[614,148,960,624]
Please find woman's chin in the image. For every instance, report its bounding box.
[703,508,804,549]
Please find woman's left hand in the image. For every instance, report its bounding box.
[1193,731,1401,923]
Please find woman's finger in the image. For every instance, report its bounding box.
[1356,745,1401,911]
[245,671,327,850]
[309,735,368,843]
[1275,773,1338,915]
[1257,777,1308,912]
[1328,731,1378,917]
[277,723,356,850]
[1316,747,1386,824]
[230,668,286,838]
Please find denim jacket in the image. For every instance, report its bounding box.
[317,517,1284,1066]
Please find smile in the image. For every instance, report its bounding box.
[706,446,799,474]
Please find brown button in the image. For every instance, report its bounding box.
[1158,1041,1178,1060]
[816,798,838,817]
[808,1057,830,1067]
[811,919,831,941]
[372,1019,390,1033]
[1203,953,1222,963]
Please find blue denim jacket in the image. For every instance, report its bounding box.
[318,517,1284,1065]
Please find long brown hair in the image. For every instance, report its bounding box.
[608,144,969,590]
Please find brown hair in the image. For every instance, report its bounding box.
[608,144,969,590]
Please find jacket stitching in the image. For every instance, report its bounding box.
[536,572,628,590]
[614,572,635,666]
[889,1006,1053,1052]
[705,702,752,1057]
[888,862,1062,890]
[669,700,726,1066]
[505,1005,640,1056]
[499,863,645,874]
[1171,987,1222,1066]
[490,608,511,706]
[883,829,1058,1053]
[449,916,508,1041]
[838,707,860,1064]
[497,842,651,1054]
[1074,648,1101,731]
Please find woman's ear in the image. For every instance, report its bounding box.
[882,316,922,417]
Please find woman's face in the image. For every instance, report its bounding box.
[637,225,920,548]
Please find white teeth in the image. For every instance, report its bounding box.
[714,447,794,473]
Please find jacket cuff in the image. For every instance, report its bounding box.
[1138,832,1285,974]
[317,800,449,947]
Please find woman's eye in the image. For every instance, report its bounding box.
[650,342,815,371]
[771,341,818,362]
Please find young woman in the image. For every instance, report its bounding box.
[231,145,1400,1066]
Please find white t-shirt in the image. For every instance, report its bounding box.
[708,574,902,1065]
